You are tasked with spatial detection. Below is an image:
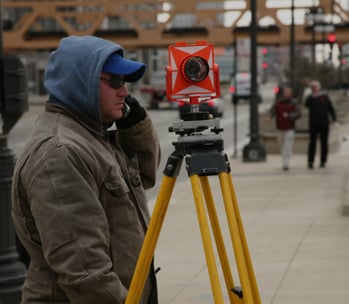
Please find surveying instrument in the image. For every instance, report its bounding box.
[125,42,262,303]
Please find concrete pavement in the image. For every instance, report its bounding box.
[152,128,349,303]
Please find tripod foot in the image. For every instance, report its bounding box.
[231,286,243,299]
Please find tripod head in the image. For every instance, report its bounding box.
[166,106,229,177]
[169,114,223,137]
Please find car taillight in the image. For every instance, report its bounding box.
[207,100,215,107]
[178,101,185,107]
[273,87,280,94]
[229,85,235,93]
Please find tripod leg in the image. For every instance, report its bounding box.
[199,176,240,304]
[125,175,176,304]
[219,172,262,304]
[190,174,225,304]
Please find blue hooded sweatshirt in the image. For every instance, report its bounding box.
[44,36,127,123]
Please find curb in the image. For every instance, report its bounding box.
[28,95,47,106]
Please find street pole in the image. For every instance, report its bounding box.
[0,6,27,303]
[242,0,266,162]
[232,95,238,158]
[290,0,295,93]
[311,27,316,67]
[232,40,238,158]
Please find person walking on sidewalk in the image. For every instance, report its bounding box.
[305,80,337,169]
[11,36,160,304]
[269,86,301,171]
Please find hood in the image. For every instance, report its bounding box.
[44,35,138,123]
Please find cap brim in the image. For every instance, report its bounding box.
[102,53,146,82]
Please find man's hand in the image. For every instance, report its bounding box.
[115,95,146,129]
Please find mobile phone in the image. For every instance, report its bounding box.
[122,101,130,118]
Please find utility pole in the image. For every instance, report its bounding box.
[290,0,295,93]
[242,0,266,162]
[0,6,27,303]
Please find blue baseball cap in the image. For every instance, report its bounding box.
[102,53,146,82]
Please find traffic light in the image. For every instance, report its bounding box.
[326,33,336,62]
[262,47,268,55]
[1,55,28,134]
[261,47,269,70]
[327,33,336,45]
[261,47,269,83]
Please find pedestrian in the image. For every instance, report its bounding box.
[305,80,337,169]
[269,86,301,171]
[11,35,160,304]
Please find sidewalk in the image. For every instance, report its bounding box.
[152,134,349,303]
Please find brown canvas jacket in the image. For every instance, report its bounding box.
[11,104,160,303]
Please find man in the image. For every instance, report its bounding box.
[11,36,160,303]
[269,86,301,170]
[305,80,337,169]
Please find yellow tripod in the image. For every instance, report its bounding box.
[125,116,262,304]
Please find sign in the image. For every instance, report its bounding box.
[314,24,335,33]
[235,37,250,72]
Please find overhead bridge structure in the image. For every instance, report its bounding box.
[2,0,349,52]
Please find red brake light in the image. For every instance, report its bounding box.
[273,87,280,94]
[207,100,215,107]
[178,101,185,106]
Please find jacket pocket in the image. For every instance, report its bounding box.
[104,176,130,196]
[102,175,140,228]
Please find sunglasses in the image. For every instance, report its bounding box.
[100,75,125,89]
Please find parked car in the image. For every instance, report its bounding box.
[178,97,225,119]
[229,72,262,104]
[140,70,167,109]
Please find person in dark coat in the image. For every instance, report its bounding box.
[305,80,337,169]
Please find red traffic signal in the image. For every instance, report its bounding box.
[262,47,268,55]
[262,62,268,69]
[327,33,336,44]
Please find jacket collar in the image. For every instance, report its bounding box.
[45,102,106,138]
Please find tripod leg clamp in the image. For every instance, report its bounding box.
[163,151,183,177]
[231,286,243,299]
